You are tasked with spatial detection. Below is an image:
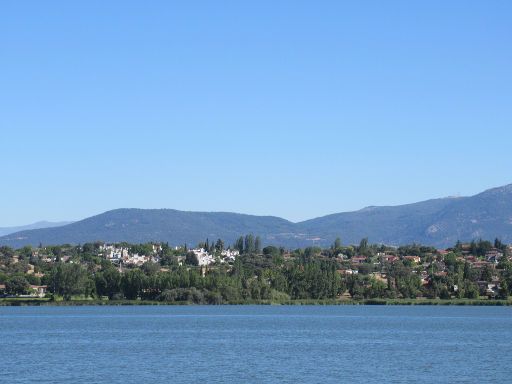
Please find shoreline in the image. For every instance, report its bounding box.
[1,298,511,307]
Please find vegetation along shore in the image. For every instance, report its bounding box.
[1,236,512,306]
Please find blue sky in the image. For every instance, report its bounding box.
[1,1,511,226]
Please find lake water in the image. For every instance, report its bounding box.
[1,305,511,383]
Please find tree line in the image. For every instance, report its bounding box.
[1,237,511,303]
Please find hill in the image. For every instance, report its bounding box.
[1,184,512,248]
[0,209,299,249]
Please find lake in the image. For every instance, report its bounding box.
[1,305,511,383]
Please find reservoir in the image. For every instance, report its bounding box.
[1,305,510,383]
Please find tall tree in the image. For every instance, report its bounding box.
[255,236,262,254]
[121,269,146,300]
[49,263,89,300]
[235,236,244,254]
[358,238,369,254]
[245,234,255,254]
[215,239,224,252]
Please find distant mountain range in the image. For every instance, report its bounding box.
[0,221,73,237]
[1,184,512,248]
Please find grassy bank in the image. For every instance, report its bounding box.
[1,297,512,306]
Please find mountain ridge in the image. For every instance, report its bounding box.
[1,184,511,248]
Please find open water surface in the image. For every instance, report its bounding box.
[1,305,511,383]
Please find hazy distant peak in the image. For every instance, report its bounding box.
[0,221,73,237]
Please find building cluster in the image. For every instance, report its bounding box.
[99,244,161,266]
[336,245,511,297]
[95,243,240,267]
[188,248,240,266]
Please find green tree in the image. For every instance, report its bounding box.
[49,263,89,300]
[245,234,255,254]
[130,243,153,256]
[121,269,146,300]
[255,236,262,254]
[263,246,280,257]
[439,287,451,299]
[81,243,93,254]
[215,239,224,252]
[358,238,369,256]
[464,282,479,299]
[235,236,244,254]
[494,238,505,250]
[498,280,509,299]
[185,251,199,266]
[141,261,160,276]
[95,267,122,299]
[480,265,493,282]
[5,276,30,295]
[18,246,33,260]
[0,246,15,259]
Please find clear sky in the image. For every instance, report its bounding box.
[1,1,511,226]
